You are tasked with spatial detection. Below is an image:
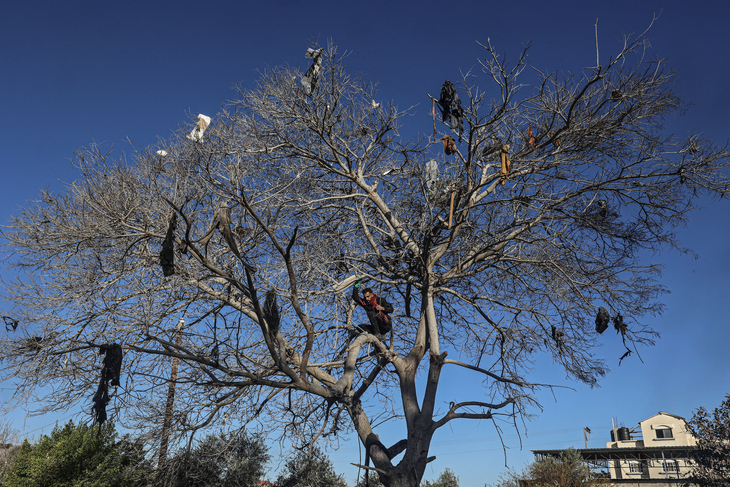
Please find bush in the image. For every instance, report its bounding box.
[355,471,385,487]
[274,447,347,487]
[2,419,153,487]
[492,448,607,487]
[160,430,270,487]
[423,468,459,487]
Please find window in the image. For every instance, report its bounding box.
[656,427,673,439]
[628,461,644,474]
[662,460,679,473]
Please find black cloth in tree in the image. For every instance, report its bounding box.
[438,80,465,141]
[92,343,123,425]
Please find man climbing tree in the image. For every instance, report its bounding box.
[352,282,394,341]
[1,22,729,487]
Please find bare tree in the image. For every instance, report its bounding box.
[0,419,21,478]
[1,25,729,487]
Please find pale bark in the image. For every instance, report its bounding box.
[1,31,729,487]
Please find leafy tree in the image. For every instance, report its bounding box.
[492,448,606,487]
[423,467,459,487]
[2,21,730,487]
[2,420,153,486]
[355,471,385,487]
[274,447,347,487]
[159,430,270,487]
[684,394,730,487]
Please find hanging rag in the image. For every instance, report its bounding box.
[500,144,511,184]
[425,159,441,198]
[595,307,610,334]
[334,252,349,273]
[187,114,211,142]
[550,324,565,352]
[442,136,457,155]
[437,80,464,141]
[527,124,535,147]
[424,159,451,206]
[263,290,280,337]
[2,316,19,332]
[431,99,437,137]
[333,274,361,292]
[156,150,168,157]
[613,314,627,336]
[92,344,123,425]
[198,203,256,272]
[216,202,240,259]
[301,47,324,95]
[159,213,177,277]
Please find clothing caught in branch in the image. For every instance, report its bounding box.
[263,290,280,337]
[442,136,456,155]
[187,114,211,142]
[527,124,535,147]
[613,314,627,336]
[595,307,610,334]
[2,316,19,332]
[160,213,177,277]
[500,144,511,184]
[437,80,464,141]
[92,344,123,425]
[198,202,257,272]
[301,47,324,95]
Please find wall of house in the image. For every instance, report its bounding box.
[639,413,697,447]
[604,412,697,482]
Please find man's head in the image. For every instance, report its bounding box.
[362,288,374,301]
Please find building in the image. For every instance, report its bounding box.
[533,411,697,486]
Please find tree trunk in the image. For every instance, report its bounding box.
[155,319,184,486]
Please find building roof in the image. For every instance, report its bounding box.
[638,411,687,424]
[532,446,695,461]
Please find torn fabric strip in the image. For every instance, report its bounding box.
[160,213,177,277]
[187,114,211,142]
[442,135,456,155]
[437,80,464,141]
[301,48,324,95]
[92,343,123,425]
[500,144,511,184]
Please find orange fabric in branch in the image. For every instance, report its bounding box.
[500,144,511,184]
[442,135,456,155]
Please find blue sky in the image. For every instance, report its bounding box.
[1,1,729,485]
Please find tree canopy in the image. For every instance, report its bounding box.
[492,448,607,487]
[159,430,270,487]
[685,394,730,487]
[423,467,460,487]
[1,24,729,487]
[1,420,153,487]
[274,447,347,487]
